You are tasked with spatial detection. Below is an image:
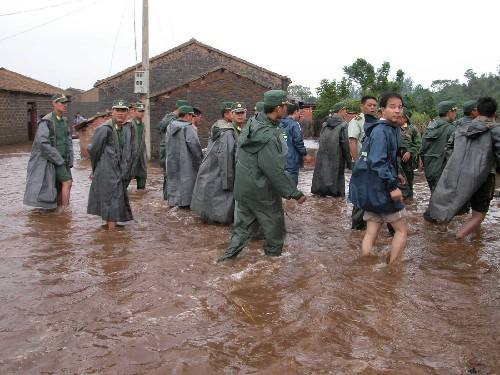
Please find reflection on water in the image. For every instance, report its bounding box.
[0,141,499,374]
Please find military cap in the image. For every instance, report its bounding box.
[263,90,288,107]
[345,100,360,114]
[51,93,71,103]
[175,99,189,109]
[403,107,412,120]
[221,101,234,111]
[438,100,457,114]
[331,102,347,113]
[231,102,247,113]
[462,100,477,114]
[133,102,145,111]
[254,101,264,113]
[112,99,129,109]
[178,105,194,115]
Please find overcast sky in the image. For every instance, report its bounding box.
[1,0,499,94]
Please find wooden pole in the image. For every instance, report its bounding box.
[142,0,151,159]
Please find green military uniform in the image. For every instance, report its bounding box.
[231,101,247,135]
[218,91,303,261]
[421,101,457,192]
[52,112,73,183]
[455,100,477,128]
[398,110,421,198]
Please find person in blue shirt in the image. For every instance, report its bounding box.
[279,103,307,186]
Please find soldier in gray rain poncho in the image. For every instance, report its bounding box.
[165,105,203,207]
[428,97,500,238]
[24,93,74,212]
[311,102,352,197]
[87,99,136,230]
[191,105,239,223]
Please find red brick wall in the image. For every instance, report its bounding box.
[0,91,53,146]
[150,68,270,154]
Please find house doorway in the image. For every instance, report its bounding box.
[27,102,37,141]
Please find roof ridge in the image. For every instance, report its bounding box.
[94,38,288,87]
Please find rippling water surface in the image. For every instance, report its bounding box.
[0,141,499,374]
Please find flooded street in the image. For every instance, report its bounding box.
[0,141,499,374]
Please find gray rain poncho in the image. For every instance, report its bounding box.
[311,114,352,197]
[428,118,500,222]
[191,126,237,223]
[23,115,73,209]
[87,120,135,222]
[165,120,203,207]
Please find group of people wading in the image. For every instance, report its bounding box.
[24,90,500,265]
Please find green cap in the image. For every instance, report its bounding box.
[331,102,346,113]
[175,99,189,109]
[438,100,457,114]
[133,102,145,111]
[221,101,234,111]
[462,100,477,114]
[403,107,412,120]
[178,105,194,115]
[112,99,129,109]
[254,101,264,113]
[231,102,246,113]
[263,90,288,107]
[51,93,71,103]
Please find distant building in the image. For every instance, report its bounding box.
[70,38,291,155]
[0,67,67,145]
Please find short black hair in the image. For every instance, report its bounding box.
[193,107,202,116]
[379,92,403,108]
[287,104,298,116]
[361,95,377,104]
[221,109,231,118]
[264,105,278,114]
[477,96,497,117]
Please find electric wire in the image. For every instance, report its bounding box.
[0,0,101,43]
[0,0,83,17]
[109,1,128,74]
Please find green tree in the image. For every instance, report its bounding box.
[343,59,405,96]
[314,77,352,119]
[287,84,317,103]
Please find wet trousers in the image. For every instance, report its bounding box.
[219,199,285,260]
[351,205,366,230]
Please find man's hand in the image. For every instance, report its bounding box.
[397,174,406,185]
[297,195,307,204]
[390,188,403,202]
[402,152,412,163]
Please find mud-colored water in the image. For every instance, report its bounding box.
[0,141,499,374]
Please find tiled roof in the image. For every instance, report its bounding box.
[95,38,289,87]
[0,67,65,96]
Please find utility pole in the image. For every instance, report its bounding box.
[142,0,151,159]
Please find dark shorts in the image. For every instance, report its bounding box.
[55,164,72,183]
[470,174,495,213]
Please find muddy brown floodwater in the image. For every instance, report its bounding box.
[0,141,499,375]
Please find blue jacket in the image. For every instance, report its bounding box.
[364,120,400,191]
[279,117,307,171]
[349,120,403,213]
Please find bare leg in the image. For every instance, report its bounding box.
[387,218,408,264]
[60,180,72,208]
[361,220,382,256]
[107,221,117,230]
[456,210,486,239]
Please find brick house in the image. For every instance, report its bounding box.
[70,38,291,155]
[0,68,66,146]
